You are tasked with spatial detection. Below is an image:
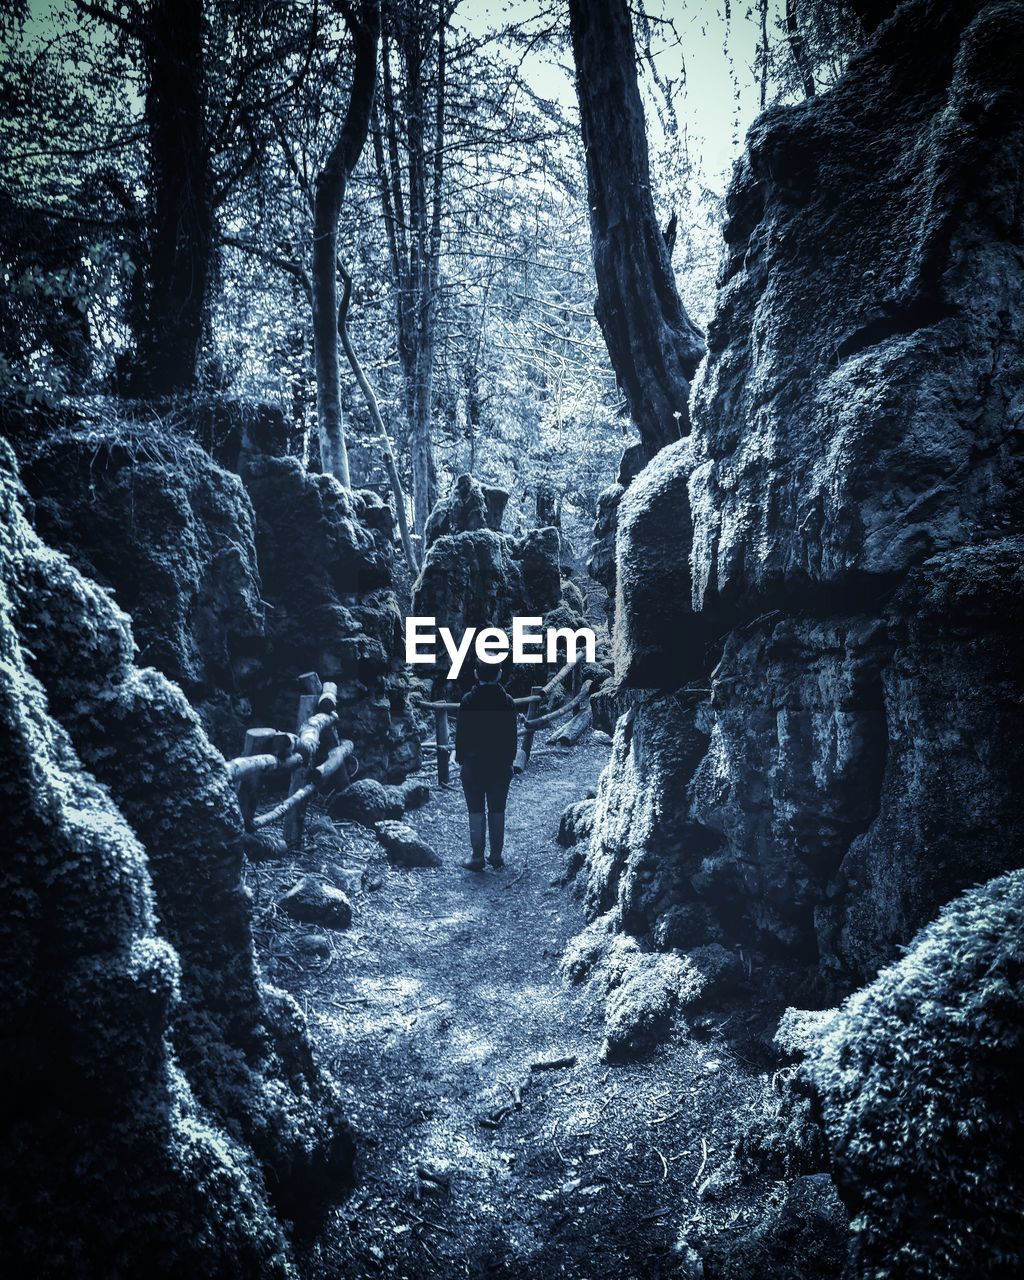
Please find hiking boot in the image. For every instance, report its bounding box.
[462,857,486,872]
[487,853,505,870]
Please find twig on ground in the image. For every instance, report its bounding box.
[651,1106,686,1125]
[505,862,529,888]
[692,1136,709,1187]
[654,1147,669,1181]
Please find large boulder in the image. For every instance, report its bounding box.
[412,513,570,695]
[374,820,441,868]
[20,423,265,755]
[244,452,421,781]
[793,870,1024,1279]
[0,442,294,1274]
[575,0,1024,984]
[424,471,509,546]
[689,0,1024,615]
[5,444,353,1230]
[278,876,353,930]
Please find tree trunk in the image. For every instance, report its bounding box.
[567,0,705,460]
[372,0,445,540]
[312,0,381,485]
[135,0,212,396]
[786,0,817,98]
[337,268,420,575]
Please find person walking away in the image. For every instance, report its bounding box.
[455,658,518,871]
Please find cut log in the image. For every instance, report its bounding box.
[549,703,592,748]
[226,753,281,785]
[526,680,593,731]
[514,685,544,774]
[313,739,355,791]
[317,681,339,714]
[541,659,575,698]
[295,710,340,765]
[233,727,278,831]
[285,683,321,850]
[254,781,316,830]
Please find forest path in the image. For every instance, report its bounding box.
[251,739,773,1279]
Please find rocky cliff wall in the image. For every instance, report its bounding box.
[0,441,302,1275]
[243,452,420,780]
[580,0,1024,986]
[18,407,421,781]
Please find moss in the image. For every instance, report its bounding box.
[21,422,265,756]
[801,870,1024,1278]
[244,453,419,779]
[602,950,689,1062]
[0,439,291,1275]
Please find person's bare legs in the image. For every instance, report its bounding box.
[487,809,505,869]
[463,811,486,871]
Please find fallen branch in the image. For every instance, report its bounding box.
[548,701,592,747]
[529,1055,577,1073]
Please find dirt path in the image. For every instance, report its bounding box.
[250,741,777,1279]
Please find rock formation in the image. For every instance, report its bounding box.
[17,403,421,782]
[243,450,420,780]
[0,440,320,1273]
[412,474,593,696]
[576,0,1024,985]
[783,869,1024,1279]
[23,422,265,755]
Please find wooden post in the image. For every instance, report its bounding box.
[434,707,450,785]
[515,685,544,774]
[236,727,276,831]
[284,673,322,851]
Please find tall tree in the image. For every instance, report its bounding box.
[567,0,704,460]
[76,0,212,395]
[312,0,381,484]
[372,0,449,539]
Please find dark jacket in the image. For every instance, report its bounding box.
[455,679,518,769]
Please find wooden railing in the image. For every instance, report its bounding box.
[226,672,358,852]
[416,659,593,784]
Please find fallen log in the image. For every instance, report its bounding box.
[548,702,592,747]
[529,1055,577,1073]
[541,659,575,698]
[317,681,339,714]
[525,680,592,731]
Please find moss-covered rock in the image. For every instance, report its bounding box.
[424,472,509,546]
[796,871,1024,1278]
[4,441,352,1234]
[412,496,585,698]
[21,422,265,756]
[0,440,293,1275]
[244,452,421,780]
